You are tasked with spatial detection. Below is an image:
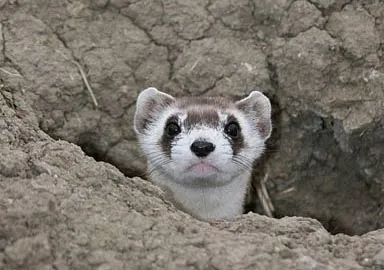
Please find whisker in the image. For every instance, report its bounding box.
[147,160,172,176]
[232,160,252,171]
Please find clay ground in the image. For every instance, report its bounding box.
[1,0,384,269]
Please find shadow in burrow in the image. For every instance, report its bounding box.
[247,93,384,236]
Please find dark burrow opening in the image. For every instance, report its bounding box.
[66,94,383,237]
[76,131,144,177]
[245,96,384,236]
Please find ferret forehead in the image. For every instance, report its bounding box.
[161,96,249,129]
[184,107,220,128]
[173,96,236,128]
[175,96,235,109]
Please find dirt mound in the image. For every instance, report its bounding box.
[1,88,384,270]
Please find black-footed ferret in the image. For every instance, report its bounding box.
[134,87,272,220]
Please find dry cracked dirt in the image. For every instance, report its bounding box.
[1,0,384,269]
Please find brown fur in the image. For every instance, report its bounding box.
[184,108,220,129]
[175,96,235,110]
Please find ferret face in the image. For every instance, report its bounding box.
[134,88,272,188]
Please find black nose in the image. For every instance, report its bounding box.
[190,141,215,157]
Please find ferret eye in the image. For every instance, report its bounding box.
[224,122,240,139]
[165,122,181,137]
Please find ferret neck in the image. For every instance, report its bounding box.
[150,170,251,220]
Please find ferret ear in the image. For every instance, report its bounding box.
[235,91,272,140]
[134,87,175,134]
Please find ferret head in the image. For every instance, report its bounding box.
[134,87,272,187]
